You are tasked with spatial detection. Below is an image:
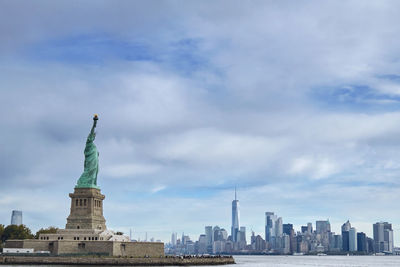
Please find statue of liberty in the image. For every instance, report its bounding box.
[76,114,100,189]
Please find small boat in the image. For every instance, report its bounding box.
[375,253,385,256]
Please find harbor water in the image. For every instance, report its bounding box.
[2,255,400,266]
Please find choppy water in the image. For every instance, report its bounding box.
[2,255,400,266]
[232,255,400,266]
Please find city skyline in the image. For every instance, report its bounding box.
[4,187,396,246]
[4,193,394,253]
[2,1,400,245]
[166,192,394,255]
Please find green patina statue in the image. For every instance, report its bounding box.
[76,114,100,189]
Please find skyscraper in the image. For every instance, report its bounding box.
[213,226,221,242]
[11,210,22,226]
[220,228,228,241]
[307,222,313,234]
[265,212,277,242]
[283,224,293,236]
[171,232,177,247]
[316,220,331,234]
[384,228,394,253]
[198,234,207,254]
[357,232,367,253]
[205,226,213,246]
[342,220,351,232]
[373,222,384,252]
[341,220,351,251]
[333,234,342,251]
[239,226,246,243]
[373,222,393,253]
[231,187,240,242]
[349,227,357,252]
[342,231,349,252]
[275,217,283,237]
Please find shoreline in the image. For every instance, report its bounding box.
[0,255,235,266]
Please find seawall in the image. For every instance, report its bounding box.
[0,256,235,266]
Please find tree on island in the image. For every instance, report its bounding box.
[0,225,34,243]
[0,224,4,247]
[34,226,58,239]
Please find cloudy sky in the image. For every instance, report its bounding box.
[2,0,400,244]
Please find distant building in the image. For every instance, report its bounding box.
[251,232,266,252]
[198,234,207,254]
[357,232,367,253]
[265,212,277,242]
[367,237,375,254]
[373,222,384,252]
[342,220,351,232]
[220,228,228,241]
[275,217,283,237]
[212,226,221,242]
[342,231,349,252]
[231,188,240,242]
[213,240,225,254]
[181,233,191,246]
[283,224,293,236]
[171,232,177,247]
[316,220,331,234]
[373,222,394,253]
[349,227,357,252]
[11,210,22,226]
[300,223,312,234]
[384,228,394,253]
[297,235,309,254]
[186,240,195,254]
[236,228,247,250]
[307,222,313,234]
[332,234,342,251]
[341,220,351,251]
[281,234,290,254]
[238,226,246,243]
[205,226,213,246]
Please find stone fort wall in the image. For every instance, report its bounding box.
[5,240,164,257]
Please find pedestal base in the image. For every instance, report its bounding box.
[66,188,106,230]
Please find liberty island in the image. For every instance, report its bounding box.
[4,115,163,257]
[1,115,234,265]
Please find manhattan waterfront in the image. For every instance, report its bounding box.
[166,190,395,256]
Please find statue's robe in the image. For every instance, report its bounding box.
[76,132,99,188]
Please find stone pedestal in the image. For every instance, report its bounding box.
[66,188,106,230]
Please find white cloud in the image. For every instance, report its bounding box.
[150,185,166,193]
[103,163,160,178]
[154,128,289,169]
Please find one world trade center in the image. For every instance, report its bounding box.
[231,187,240,242]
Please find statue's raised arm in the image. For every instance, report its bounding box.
[87,114,98,142]
[76,114,100,189]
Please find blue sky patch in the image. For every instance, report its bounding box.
[311,84,400,112]
[26,34,209,76]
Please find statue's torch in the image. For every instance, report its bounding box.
[93,114,98,128]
